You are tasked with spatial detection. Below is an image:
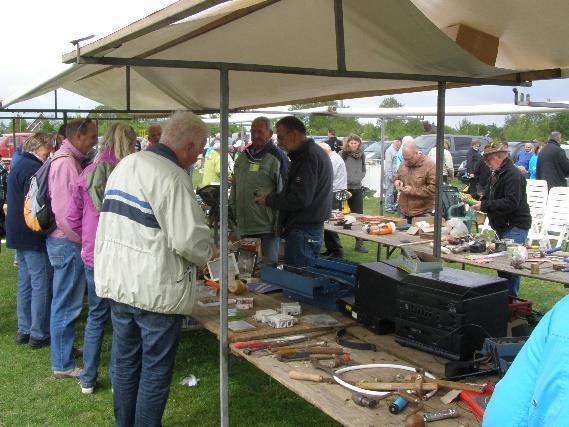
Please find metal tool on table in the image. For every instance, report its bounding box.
[351,393,380,408]
[354,378,485,394]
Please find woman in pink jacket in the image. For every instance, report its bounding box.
[67,123,136,394]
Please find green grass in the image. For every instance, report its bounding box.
[0,247,339,427]
[1,179,566,426]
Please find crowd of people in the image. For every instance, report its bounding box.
[3,109,569,425]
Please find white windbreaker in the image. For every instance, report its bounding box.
[94,147,211,315]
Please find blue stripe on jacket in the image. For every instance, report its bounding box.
[105,189,152,209]
[102,198,160,229]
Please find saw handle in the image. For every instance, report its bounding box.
[288,371,326,383]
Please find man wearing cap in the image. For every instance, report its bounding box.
[472,142,531,296]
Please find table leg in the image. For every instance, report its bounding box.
[376,243,382,261]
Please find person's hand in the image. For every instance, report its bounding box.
[394,180,402,190]
[400,185,411,193]
[254,191,269,206]
[471,202,482,211]
[469,173,475,178]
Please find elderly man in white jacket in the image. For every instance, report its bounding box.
[94,111,211,427]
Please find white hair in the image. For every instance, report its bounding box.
[401,135,415,146]
[161,111,207,150]
[318,142,332,153]
[550,131,562,142]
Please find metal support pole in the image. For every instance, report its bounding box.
[54,90,58,119]
[433,82,446,258]
[63,111,68,127]
[379,118,385,215]
[12,118,16,147]
[126,66,131,112]
[218,66,230,427]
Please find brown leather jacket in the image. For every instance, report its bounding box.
[395,154,436,217]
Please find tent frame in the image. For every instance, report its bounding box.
[2,1,553,425]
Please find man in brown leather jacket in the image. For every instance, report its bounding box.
[394,141,436,223]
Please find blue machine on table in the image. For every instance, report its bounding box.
[260,257,357,310]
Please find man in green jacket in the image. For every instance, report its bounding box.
[229,117,289,262]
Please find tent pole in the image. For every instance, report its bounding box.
[219,66,230,427]
[126,66,131,112]
[433,81,446,258]
[379,117,385,215]
[54,90,58,119]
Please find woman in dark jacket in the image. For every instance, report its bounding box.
[466,140,482,179]
[341,134,368,253]
[6,132,53,347]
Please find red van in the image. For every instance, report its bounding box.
[0,133,32,171]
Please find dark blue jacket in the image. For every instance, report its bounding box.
[6,152,47,251]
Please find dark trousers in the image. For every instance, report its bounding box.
[284,227,323,267]
[348,188,364,214]
[111,301,182,427]
[323,193,343,257]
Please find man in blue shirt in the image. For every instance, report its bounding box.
[515,142,534,172]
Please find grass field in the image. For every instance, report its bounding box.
[1,183,567,426]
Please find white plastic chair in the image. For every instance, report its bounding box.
[526,180,548,234]
[527,186,569,249]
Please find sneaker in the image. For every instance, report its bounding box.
[16,332,30,345]
[80,382,94,395]
[53,367,82,379]
[29,337,50,349]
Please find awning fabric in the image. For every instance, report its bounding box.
[2,0,568,110]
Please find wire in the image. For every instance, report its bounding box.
[431,323,493,365]
[332,363,437,399]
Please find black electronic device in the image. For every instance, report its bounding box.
[353,261,407,334]
[395,268,509,360]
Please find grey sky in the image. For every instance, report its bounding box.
[2,0,567,127]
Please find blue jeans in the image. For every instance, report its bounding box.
[47,237,86,371]
[259,234,281,263]
[111,301,182,427]
[284,227,323,267]
[16,249,53,340]
[497,226,529,296]
[80,266,110,387]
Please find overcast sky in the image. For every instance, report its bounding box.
[2,0,568,127]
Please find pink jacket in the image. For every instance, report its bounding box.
[49,140,86,244]
[67,149,118,267]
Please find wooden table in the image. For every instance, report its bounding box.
[324,221,428,260]
[324,221,569,286]
[191,290,483,427]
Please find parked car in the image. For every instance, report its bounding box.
[414,134,492,173]
[364,141,391,161]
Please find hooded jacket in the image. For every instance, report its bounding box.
[341,150,366,189]
[94,144,211,315]
[229,142,288,237]
[266,139,332,235]
[394,153,436,217]
[481,157,531,234]
[67,148,119,268]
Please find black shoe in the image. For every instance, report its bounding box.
[29,337,50,349]
[329,251,344,259]
[72,347,83,358]
[321,250,331,256]
[16,332,30,345]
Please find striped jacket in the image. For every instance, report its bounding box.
[94,144,211,315]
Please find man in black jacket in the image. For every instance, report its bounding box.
[473,142,531,296]
[325,128,342,153]
[255,116,333,267]
[537,131,569,190]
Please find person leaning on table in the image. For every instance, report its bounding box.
[94,111,213,426]
[472,141,531,297]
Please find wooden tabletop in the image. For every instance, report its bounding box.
[324,221,569,286]
[191,291,484,427]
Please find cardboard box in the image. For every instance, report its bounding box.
[396,249,443,274]
[443,23,499,66]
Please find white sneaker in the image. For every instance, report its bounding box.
[80,382,94,394]
[53,367,82,379]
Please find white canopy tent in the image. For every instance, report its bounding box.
[2,1,569,425]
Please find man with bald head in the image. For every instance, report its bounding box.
[394,141,436,223]
[145,124,162,150]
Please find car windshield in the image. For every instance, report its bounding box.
[414,135,436,152]
[364,142,382,152]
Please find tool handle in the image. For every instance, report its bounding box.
[288,371,325,382]
[355,382,438,391]
[433,379,485,393]
[234,341,265,349]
